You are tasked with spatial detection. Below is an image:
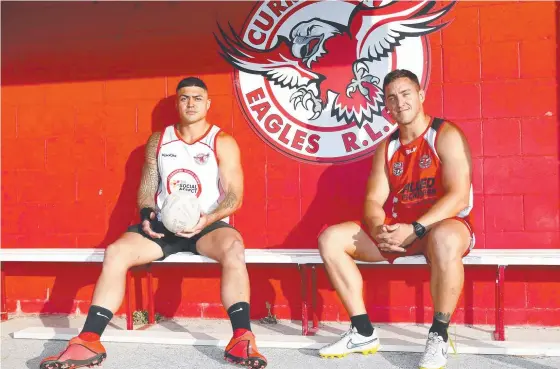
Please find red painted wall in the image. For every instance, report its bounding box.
[2,1,559,325]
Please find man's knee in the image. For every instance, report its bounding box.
[426,221,468,265]
[318,225,345,259]
[220,239,246,268]
[103,242,134,270]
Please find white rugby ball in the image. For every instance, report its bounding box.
[161,192,201,233]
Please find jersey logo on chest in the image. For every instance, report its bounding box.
[194,153,210,165]
[392,161,404,176]
[419,154,432,169]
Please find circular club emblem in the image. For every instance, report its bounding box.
[216,0,453,164]
[167,169,202,197]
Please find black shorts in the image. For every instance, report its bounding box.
[126,220,236,260]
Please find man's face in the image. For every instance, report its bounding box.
[176,86,211,124]
[384,77,425,125]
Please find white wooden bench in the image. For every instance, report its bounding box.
[296,249,560,340]
[0,249,307,332]
[1,248,559,341]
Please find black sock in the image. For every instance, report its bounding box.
[81,305,113,336]
[227,302,251,332]
[429,316,450,342]
[350,314,374,337]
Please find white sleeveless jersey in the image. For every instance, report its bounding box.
[155,124,227,223]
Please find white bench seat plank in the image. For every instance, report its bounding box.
[1,248,559,266]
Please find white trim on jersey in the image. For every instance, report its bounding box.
[423,126,440,161]
[386,137,401,162]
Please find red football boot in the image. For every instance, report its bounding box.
[224,330,267,368]
[39,336,106,369]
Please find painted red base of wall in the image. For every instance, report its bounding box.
[4,263,560,326]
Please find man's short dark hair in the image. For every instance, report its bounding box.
[382,69,420,92]
[176,77,208,92]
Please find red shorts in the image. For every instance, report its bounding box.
[354,217,475,263]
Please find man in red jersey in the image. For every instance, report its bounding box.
[317,69,474,369]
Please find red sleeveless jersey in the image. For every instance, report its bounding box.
[385,117,473,225]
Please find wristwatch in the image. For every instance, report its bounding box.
[412,222,427,239]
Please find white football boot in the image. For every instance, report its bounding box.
[418,332,451,369]
[319,326,380,358]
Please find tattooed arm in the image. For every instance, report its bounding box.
[138,132,161,209]
[138,132,164,238]
[205,132,243,224]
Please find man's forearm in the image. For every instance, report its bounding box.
[137,163,159,210]
[416,192,469,229]
[138,132,161,211]
[206,191,241,224]
[363,200,386,235]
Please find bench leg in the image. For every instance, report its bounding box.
[493,265,506,341]
[299,264,309,336]
[1,263,7,321]
[126,270,134,330]
[310,265,319,335]
[299,264,319,336]
[147,265,155,324]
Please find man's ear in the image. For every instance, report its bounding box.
[419,89,425,103]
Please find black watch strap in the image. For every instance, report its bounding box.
[140,207,155,222]
[412,221,426,239]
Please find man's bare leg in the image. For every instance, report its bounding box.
[79,232,164,337]
[196,227,267,368]
[417,219,471,368]
[92,232,165,311]
[196,228,249,310]
[318,222,386,335]
[316,222,385,358]
[425,219,471,341]
[39,232,165,369]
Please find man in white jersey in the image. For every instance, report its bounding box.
[39,77,267,369]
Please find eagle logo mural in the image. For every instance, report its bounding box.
[215,0,455,164]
